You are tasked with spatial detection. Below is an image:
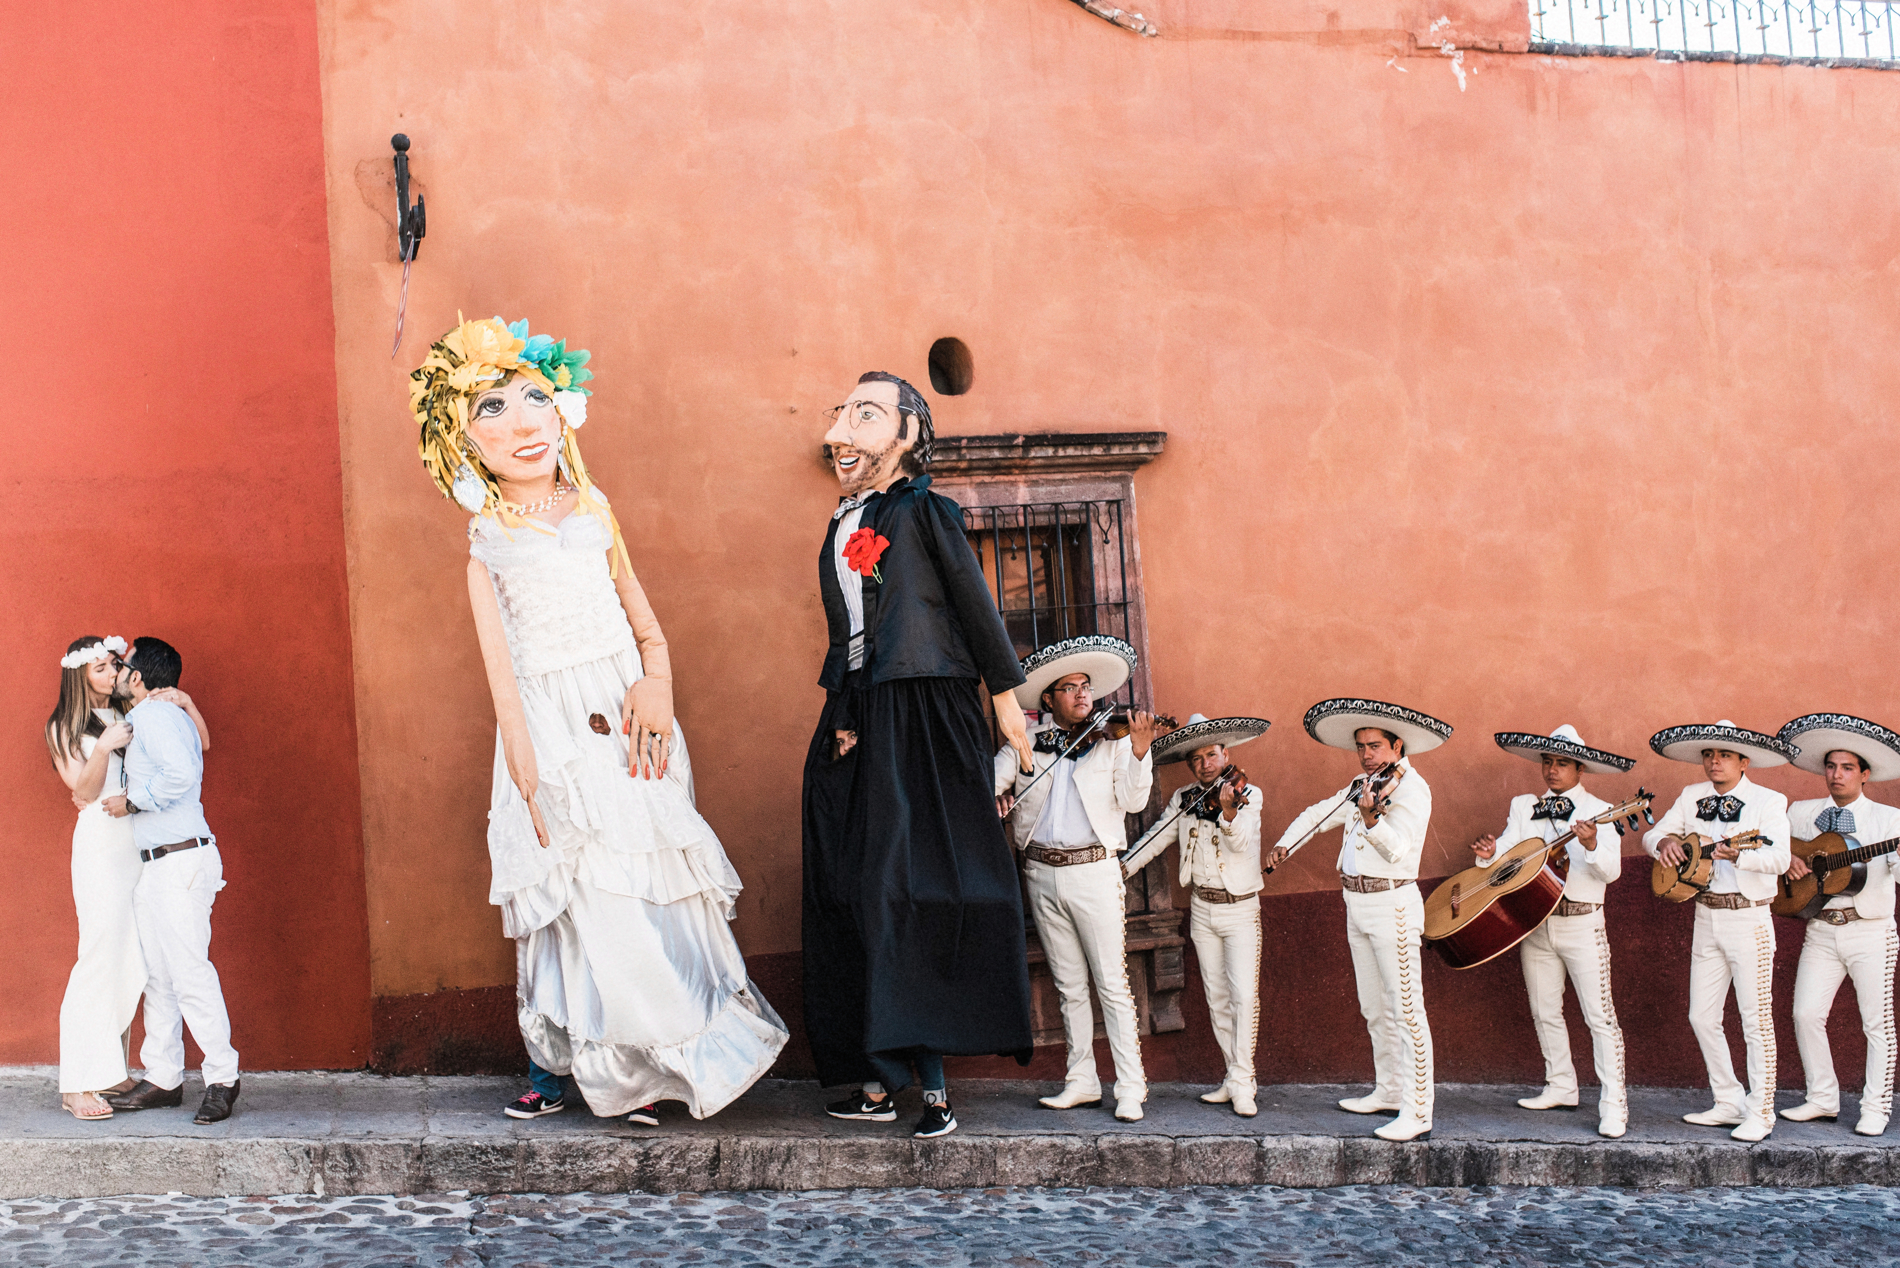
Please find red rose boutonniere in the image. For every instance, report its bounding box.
[843,526,891,583]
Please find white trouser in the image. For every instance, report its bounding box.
[133,846,239,1088]
[1519,909,1626,1114]
[1688,903,1775,1129]
[1024,855,1147,1101]
[1791,916,1898,1119]
[1344,885,1433,1122]
[1189,894,1261,1093]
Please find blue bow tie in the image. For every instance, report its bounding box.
[1531,796,1575,822]
[1696,794,1744,824]
[1815,805,1857,837]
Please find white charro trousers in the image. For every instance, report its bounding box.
[1189,895,1261,1094]
[1344,885,1433,1122]
[1023,856,1147,1101]
[1790,918,1898,1119]
[1688,904,1776,1130]
[1518,910,1627,1115]
[133,846,239,1088]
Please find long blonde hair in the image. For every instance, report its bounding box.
[45,636,118,767]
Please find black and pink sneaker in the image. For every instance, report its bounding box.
[503,1090,566,1119]
[627,1104,660,1126]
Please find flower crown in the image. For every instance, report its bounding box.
[411,315,631,575]
[61,636,126,670]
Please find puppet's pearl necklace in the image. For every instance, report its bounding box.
[511,480,571,516]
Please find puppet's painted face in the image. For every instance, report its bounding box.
[467,375,562,489]
[823,380,913,497]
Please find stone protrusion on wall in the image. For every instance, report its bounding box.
[1069,0,1160,37]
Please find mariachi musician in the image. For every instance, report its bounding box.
[1472,725,1634,1139]
[1775,713,1900,1138]
[1643,721,1793,1143]
[1265,698,1450,1143]
[993,636,1157,1123]
[1151,713,1272,1118]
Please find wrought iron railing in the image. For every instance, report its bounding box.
[1531,0,1899,62]
[962,499,1136,705]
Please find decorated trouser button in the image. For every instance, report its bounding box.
[588,713,612,735]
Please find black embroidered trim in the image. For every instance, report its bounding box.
[1694,794,1745,824]
[1493,731,1637,772]
[1302,698,1452,743]
[1648,724,1795,762]
[1778,713,1900,773]
[1531,796,1576,822]
[1016,635,1138,678]
[1151,716,1272,763]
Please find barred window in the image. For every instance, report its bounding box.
[1530,0,1898,65]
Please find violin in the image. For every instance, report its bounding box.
[1350,762,1405,819]
[1186,763,1251,820]
[1096,709,1180,741]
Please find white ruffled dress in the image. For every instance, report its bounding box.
[470,503,787,1118]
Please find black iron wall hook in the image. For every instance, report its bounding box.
[392,133,426,261]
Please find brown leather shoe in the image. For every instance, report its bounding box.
[105,1080,184,1111]
[194,1080,240,1124]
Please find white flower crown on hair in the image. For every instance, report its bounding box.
[60,636,127,670]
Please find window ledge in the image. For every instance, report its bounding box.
[930,432,1167,478]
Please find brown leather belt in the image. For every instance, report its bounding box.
[1696,892,1770,910]
[140,838,209,864]
[1194,885,1259,904]
[1025,843,1107,867]
[1818,908,1866,926]
[1340,874,1414,894]
[1553,900,1602,917]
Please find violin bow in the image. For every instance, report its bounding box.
[1118,769,1239,876]
[1002,705,1116,817]
[1263,765,1395,874]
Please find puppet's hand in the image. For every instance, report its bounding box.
[624,676,675,781]
[994,691,1034,774]
[502,731,550,848]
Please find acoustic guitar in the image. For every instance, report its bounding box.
[1774,831,1900,919]
[1423,792,1654,970]
[1650,830,1770,903]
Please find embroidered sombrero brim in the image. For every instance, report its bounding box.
[1649,723,1794,769]
[1495,732,1635,776]
[1779,713,1900,782]
[1303,698,1451,756]
[1152,716,1272,766]
[1013,635,1137,709]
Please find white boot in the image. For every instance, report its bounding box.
[1231,1088,1258,1118]
[1856,1112,1889,1137]
[1682,1104,1745,1127]
[1516,1089,1579,1111]
[1038,1083,1104,1110]
[1338,1092,1401,1114]
[1113,1096,1144,1123]
[1199,1085,1233,1104]
[1777,1101,1838,1122]
[1730,1116,1773,1143]
[1597,1111,1627,1139]
[1373,1115,1432,1142]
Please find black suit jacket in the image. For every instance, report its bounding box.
[817,475,1026,695]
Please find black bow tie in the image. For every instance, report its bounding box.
[1696,794,1744,824]
[1034,730,1094,760]
[1531,796,1575,822]
[1188,785,1227,822]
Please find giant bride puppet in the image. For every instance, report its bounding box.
[411,316,787,1119]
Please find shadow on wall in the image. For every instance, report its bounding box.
[368,881,1860,1091]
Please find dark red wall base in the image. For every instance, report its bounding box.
[369,882,1882,1094]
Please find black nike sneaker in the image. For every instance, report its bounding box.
[825,1089,898,1121]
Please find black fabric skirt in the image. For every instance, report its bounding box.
[801,672,1033,1090]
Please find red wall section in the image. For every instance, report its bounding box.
[0,2,371,1068]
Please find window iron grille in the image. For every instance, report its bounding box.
[1530,0,1899,63]
[962,499,1136,706]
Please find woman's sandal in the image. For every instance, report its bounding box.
[61,1092,114,1120]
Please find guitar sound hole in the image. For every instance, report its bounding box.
[1491,859,1524,886]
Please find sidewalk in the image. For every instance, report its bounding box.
[3,1071,1893,1198]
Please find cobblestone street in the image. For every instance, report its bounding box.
[5,1183,1898,1266]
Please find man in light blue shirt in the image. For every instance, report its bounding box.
[103,637,239,1124]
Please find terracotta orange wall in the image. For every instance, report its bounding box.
[1,2,372,1067]
[317,0,1900,1070]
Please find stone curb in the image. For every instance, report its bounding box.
[7,1132,1898,1198]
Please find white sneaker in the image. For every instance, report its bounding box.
[1113,1096,1144,1122]
[1778,1101,1838,1123]
[1597,1114,1627,1139]
[1038,1084,1104,1110]
[1682,1105,1746,1127]
[1231,1089,1258,1118]
[1516,1090,1579,1111]
[1373,1115,1432,1141]
[1199,1085,1233,1104]
[1338,1093,1402,1115]
[1730,1116,1773,1143]
[1856,1113,1889,1137]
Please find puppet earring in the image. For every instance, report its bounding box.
[451,443,487,513]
